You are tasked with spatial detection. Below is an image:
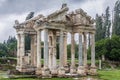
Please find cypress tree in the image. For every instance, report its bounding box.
[112,0,120,36]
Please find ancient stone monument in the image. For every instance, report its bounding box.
[14,4,96,77]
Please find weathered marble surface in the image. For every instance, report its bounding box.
[14,3,96,77]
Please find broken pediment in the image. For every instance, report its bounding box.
[14,3,95,34]
[66,8,94,27]
[47,3,69,22]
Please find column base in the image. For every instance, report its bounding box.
[42,67,51,78]
[51,67,58,76]
[16,65,36,73]
[36,68,42,75]
[70,66,76,74]
[64,65,69,73]
[58,67,65,77]
[77,66,86,76]
[89,66,97,75]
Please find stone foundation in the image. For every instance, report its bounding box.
[89,67,97,75]
[70,67,76,74]
[77,66,86,76]
[42,67,51,78]
[58,67,65,77]
[36,68,42,75]
[16,66,36,73]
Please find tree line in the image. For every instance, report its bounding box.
[95,0,120,61]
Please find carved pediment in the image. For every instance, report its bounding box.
[47,4,69,22]
[66,8,94,27]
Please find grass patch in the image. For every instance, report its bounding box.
[98,69,120,80]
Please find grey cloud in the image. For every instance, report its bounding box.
[0,0,118,42]
[0,0,85,15]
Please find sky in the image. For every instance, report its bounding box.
[0,0,117,42]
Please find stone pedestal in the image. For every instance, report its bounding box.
[77,66,86,76]
[64,65,69,73]
[42,67,51,78]
[58,67,65,77]
[51,68,58,76]
[36,68,42,75]
[89,67,97,75]
[16,65,36,73]
[70,66,76,74]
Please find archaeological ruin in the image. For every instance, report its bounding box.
[14,4,96,77]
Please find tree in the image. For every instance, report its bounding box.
[95,14,104,41]
[104,6,111,38]
[95,35,120,61]
[112,0,120,36]
[0,36,17,57]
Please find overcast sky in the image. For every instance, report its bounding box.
[0,0,117,42]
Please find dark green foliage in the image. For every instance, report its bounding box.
[112,0,120,35]
[104,6,111,38]
[95,35,120,61]
[56,43,59,59]
[95,39,107,59]
[0,43,8,57]
[67,44,78,59]
[95,7,111,42]
[67,44,71,59]
[95,14,104,41]
[0,36,17,57]
[25,34,31,50]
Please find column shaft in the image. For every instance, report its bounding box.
[44,29,49,68]
[48,36,52,69]
[91,33,95,67]
[20,33,25,67]
[63,33,67,66]
[17,34,20,66]
[53,33,57,68]
[34,35,37,67]
[31,35,34,66]
[37,30,41,68]
[71,33,75,67]
[78,33,83,66]
[83,33,87,67]
[59,30,64,67]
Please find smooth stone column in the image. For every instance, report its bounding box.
[77,33,86,76]
[48,36,52,70]
[58,30,65,77]
[91,33,95,67]
[83,32,88,74]
[83,33,87,67]
[34,35,37,67]
[90,33,97,75]
[78,33,83,66]
[16,34,20,70]
[51,33,57,75]
[63,33,67,66]
[17,34,20,66]
[42,29,51,77]
[44,29,49,67]
[53,34,57,68]
[36,30,42,75]
[21,33,25,57]
[70,32,76,74]
[59,30,64,67]
[19,33,25,72]
[31,35,35,66]
[99,60,101,70]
